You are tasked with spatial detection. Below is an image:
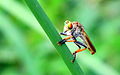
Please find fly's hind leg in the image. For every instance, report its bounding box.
[72,40,87,63]
[72,48,87,63]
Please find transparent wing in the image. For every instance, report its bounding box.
[81,31,96,54]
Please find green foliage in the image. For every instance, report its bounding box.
[0,0,120,75]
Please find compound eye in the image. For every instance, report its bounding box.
[64,20,70,25]
[68,23,73,29]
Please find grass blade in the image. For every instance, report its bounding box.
[24,0,83,74]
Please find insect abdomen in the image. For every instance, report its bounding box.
[85,35,96,54]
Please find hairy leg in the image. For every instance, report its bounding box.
[57,35,73,45]
[72,40,87,63]
[72,48,87,63]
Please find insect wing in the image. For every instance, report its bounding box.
[82,32,96,54]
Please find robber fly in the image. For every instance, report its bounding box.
[58,20,96,63]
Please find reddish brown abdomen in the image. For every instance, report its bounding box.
[85,35,96,54]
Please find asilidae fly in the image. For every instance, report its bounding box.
[58,20,96,63]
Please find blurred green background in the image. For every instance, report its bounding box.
[0,0,120,75]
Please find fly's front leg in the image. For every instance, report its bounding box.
[60,32,67,36]
[58,35,73,45]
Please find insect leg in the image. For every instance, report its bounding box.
[72,48,87,63]
[60,32,67,36]
[72,40,87,63]
[74,41,87,48]
[58,35,73,45]
[74,42,81,49]
[70,37,80,63]
[66,40,76,42]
